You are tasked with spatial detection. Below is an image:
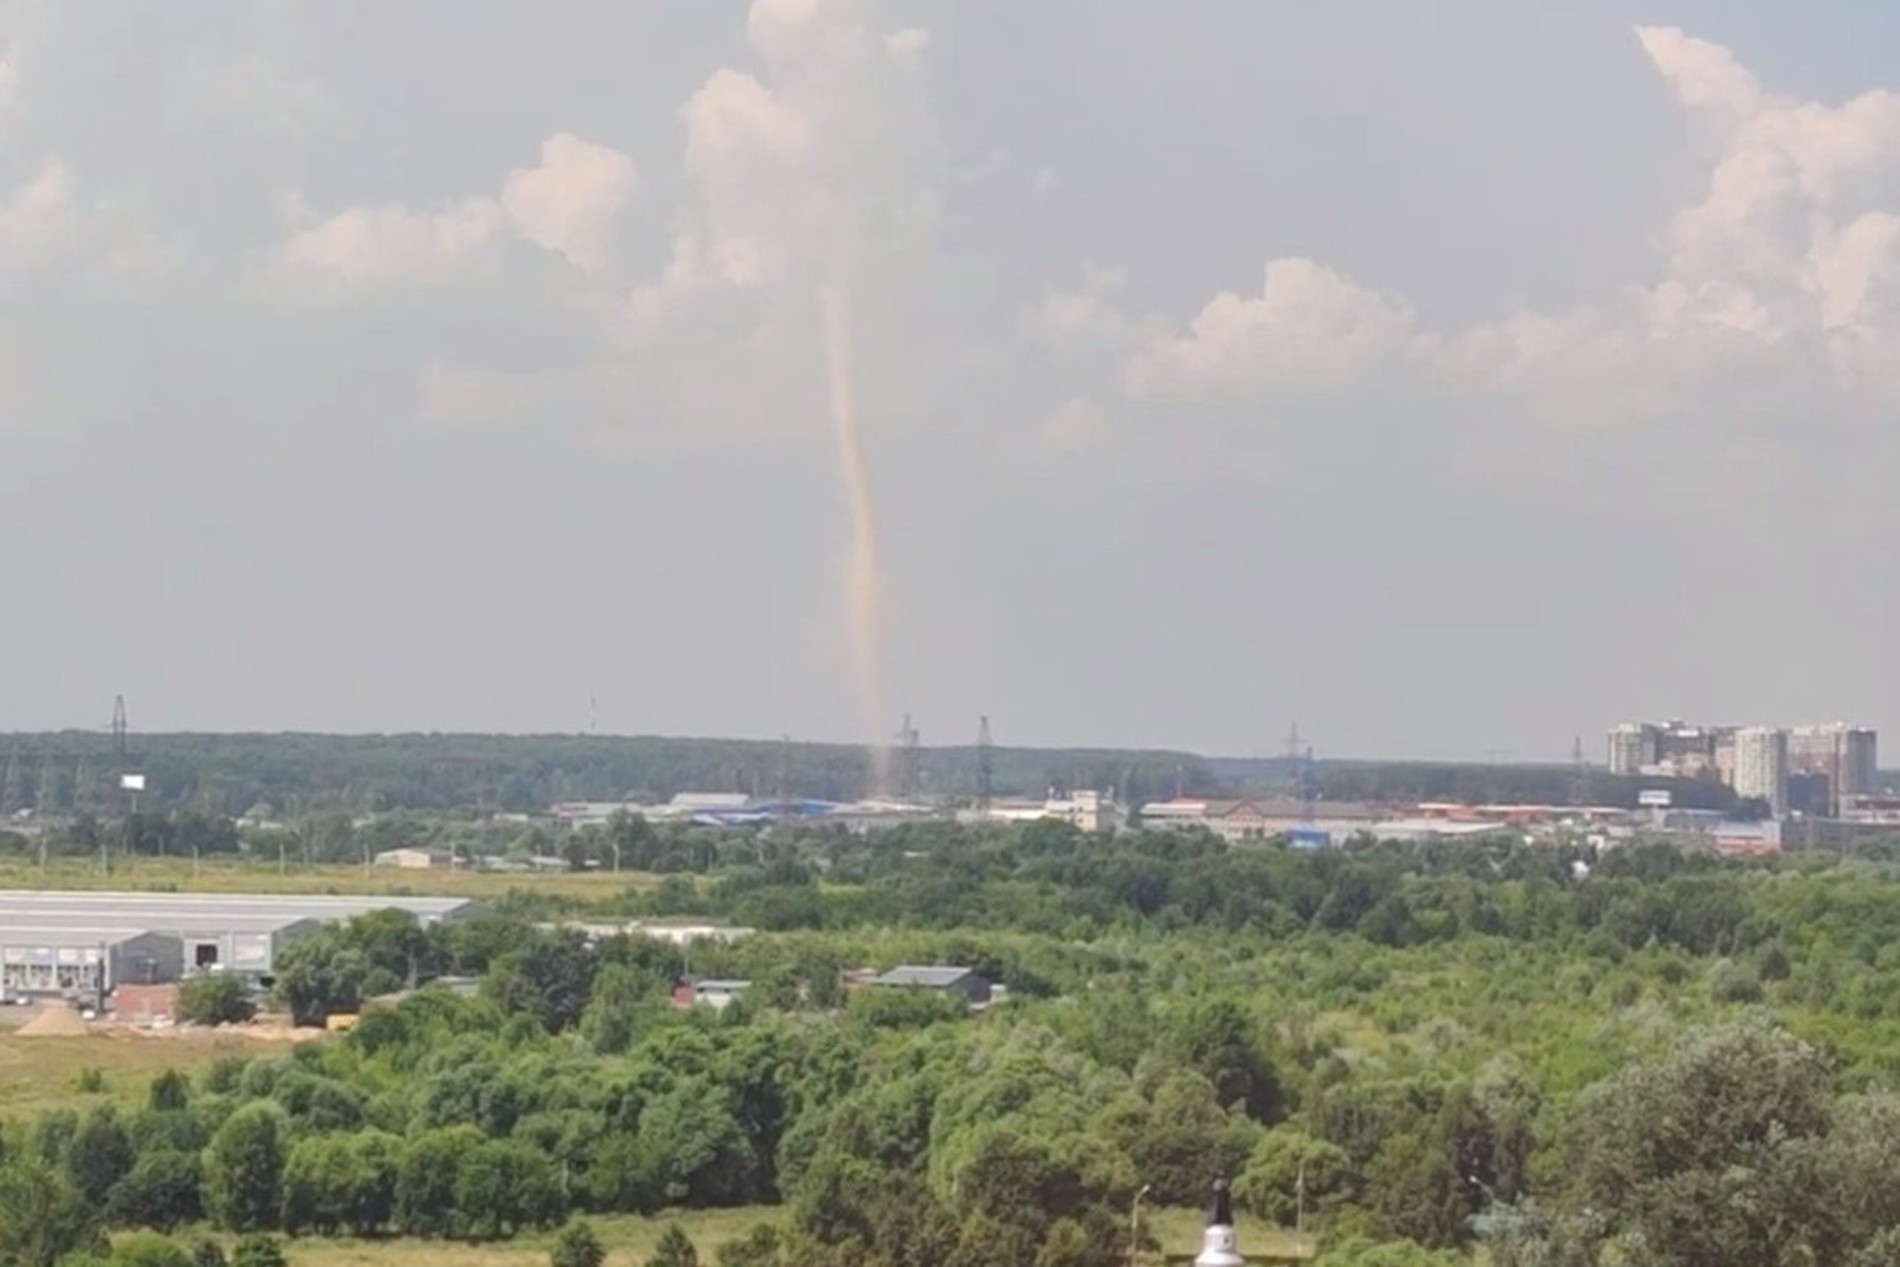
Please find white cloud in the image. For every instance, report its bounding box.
[0,157,76,262]
[500,132,638,272]
[1633,26,1760,120]
[270,132,638,296]
[274,198,504,295]
[0,37,19,125]
[1126,258,1417,398]
[1092,25,1900,456]
[1025,264,1132,348]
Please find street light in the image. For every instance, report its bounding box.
[1129,1183,1152,1266]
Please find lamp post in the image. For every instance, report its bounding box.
[1129,1183,1152,1267]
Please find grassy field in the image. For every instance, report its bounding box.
[0,856,664,901]
[140,1207,1316,1267]
[0,1022,291,1121]
[263,1209,782,1266]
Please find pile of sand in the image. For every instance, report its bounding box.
[16,1006,90,1038]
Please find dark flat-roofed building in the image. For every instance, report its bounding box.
[872,965,992,1006]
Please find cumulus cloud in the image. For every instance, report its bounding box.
[1634,26,1761,120]
[630,0,940,329]
[500,132,638,272]
[275,198,504,294]
[1127,259,1418,398]
[1025,264,1133,348]
[1088,24,1900,461]
[270,132,638,296]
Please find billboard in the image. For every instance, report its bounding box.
[1638,789,1673,808]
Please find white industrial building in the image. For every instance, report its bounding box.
[0,891,481,996]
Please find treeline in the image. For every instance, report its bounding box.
[2,731,1762,819]
[0,732,1216,814]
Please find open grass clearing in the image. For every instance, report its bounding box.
[0,1023,291,1121]
[218,1207,1321,1267]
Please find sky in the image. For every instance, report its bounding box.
[5,1,1900,762]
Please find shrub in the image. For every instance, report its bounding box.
[551,1220,607,1267]
[177,974,256,1027]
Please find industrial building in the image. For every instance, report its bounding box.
[0,891,481,997]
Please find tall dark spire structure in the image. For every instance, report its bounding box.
[1195,1178,1245,1267]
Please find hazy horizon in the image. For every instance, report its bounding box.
[6,1,1900,762]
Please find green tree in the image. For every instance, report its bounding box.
[203,1104,287,1232]
[100,1231,194,1267]
[67,1105,135,1206]
[147,1070,191,1114]
[188,1241,227,1267]
[0,1156,107,1267]
[228,1235,286,1267]
[176,974,255,1027]
[647,1224,699,1267]
[395,1125,482,1238]
[715,1223,783,1267]
[551,1221,607,1267]
[1565,1020,1835,1267]
[483,931,596,1033]
[106,1149,203,1231]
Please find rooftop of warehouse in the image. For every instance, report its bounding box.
[0,891,482,928]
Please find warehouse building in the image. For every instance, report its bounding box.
[0,891,482,996]
[1,927,185,996]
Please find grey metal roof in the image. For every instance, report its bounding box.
[0,926,176,949]
[0,891,480,937]
[875,965,977,988]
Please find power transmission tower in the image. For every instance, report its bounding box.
[36,756,60,815]
[1286,722,1304,799]
[111,695,128,764]
[1,743,19,818]
[893,714,922,802]
[1300,746,1318,825]
[976,716,994,815]
[1569,735,1590,807]
[74,755,96,816]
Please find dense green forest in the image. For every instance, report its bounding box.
[0,731,1746,816]
[9,825,1900,1264]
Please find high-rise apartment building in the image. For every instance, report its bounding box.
[1789,723,1879,815]
[1608,718,1877,817]
[1732,726,1789,816]
[1606,723,1656,776]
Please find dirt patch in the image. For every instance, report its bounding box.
[16,1006,90,1037]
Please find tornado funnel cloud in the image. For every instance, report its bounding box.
[820,282,891,796]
